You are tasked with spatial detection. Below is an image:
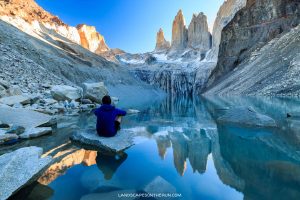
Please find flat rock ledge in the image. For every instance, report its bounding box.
[0,147,52,200]
[70,129,135,153]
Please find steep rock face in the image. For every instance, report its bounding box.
[205,24,300,96]
[171,10,188,50]
[77,24,109,53]
[0,0,81,44]
[207,0,300,89]
[206,0,247,61]
[131,61,216,95]
[0,0,110,55]
[155,28,170,51]
[187,12,212,52]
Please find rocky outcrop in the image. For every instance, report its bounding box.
[206,0,247,61]
[187,12,211,52]
[0,146,52,200]
[77,24,109,53]
[51,85,82,101]
[171,10,188,50]
[70,129,136,153]
[207,0,300,91]
[144,176,176,194]
[0,0,110,56]
[132,61,216,95]
[217,107,277,127]
[83,82,108,104]
[0,107,53,129]
[155,28,170,51]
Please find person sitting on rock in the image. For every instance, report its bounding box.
[94,95,127,137]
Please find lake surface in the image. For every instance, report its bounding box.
[8,96,300,200]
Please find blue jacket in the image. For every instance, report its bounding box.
[94,104,127,137]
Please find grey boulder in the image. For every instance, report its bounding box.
[20,127,52,139]
[0,108,53,129]
[51,85,82,101]
[217,107,277,127]
[0,134,19,145]
[144,176,177,194]
[0,147,52,200]
[0,79,9,89]
[70,129,135,153]
[6,125,25,135]
[0,95,31,106]
[83,82,108,104]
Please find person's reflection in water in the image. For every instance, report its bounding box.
[96,151,128,180]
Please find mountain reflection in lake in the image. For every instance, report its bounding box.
[10,96,300,200]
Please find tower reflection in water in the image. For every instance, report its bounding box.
[96,152,128,180]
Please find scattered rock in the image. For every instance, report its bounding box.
[6,85,22,96]
[0,134,19,145]
[40,98,57,106]
[0,129,6,135]
[20,127,52,139]
[0,147,52,200]
[81,98,93,104]
[0,121,9,128]
[83,82,108,104]
[144,176,177,194]
[0,107,52,129]
[127,109,141,114]
[6,125,25,135]
[80,104,95,111]
[51,85,82,101]
[0,79,9,89]
[70,129,135,153]
[0,95,31,106]
[217,107,277,127]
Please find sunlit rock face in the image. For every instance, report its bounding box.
[206,0,247,62]
[38,150,97,185]
[77,24,109,53]
[187,12,211,53]
[171,10,188,50]
[155,28,170,51]
[207,0,300,89]
[0,0,81,44]
[0,0,109,54]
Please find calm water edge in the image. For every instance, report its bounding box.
[6,95,300,200]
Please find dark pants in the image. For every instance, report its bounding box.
[97,121,121,137]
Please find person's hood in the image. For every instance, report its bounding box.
[99,104,115,111]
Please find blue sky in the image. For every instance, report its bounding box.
[36,0,224,53]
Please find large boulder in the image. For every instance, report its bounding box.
[51,85,82,101]
[0,134,19,145]
[83,82,108,104]
[217,107,277,127]
[0,147,52,200]
[0,79,9,89]
[144,176,177,194]
[0,108,53,129]
[0,95,31,106]
[70,129,135,153]
[19,127,52,139]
